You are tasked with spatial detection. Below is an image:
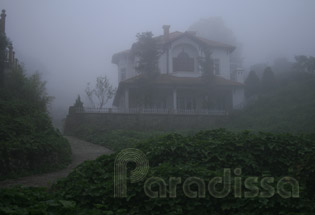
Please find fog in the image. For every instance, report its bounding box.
[2,0,315,128]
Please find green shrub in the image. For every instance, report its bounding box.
[0,128,71,179]
[82,130,166,151]
[52,129,315,214]
[0,98,72,179]
[0,186,105,215]
[75,128,198,152]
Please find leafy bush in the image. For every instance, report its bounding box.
[77,129,198,152]
[0,126,71,179]
[51,129,315,214]
[0,88,71,178]
[0,186,106,215]
[82,130,166,151]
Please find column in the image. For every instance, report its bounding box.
[124,88,129,112]
[173,88,177,113]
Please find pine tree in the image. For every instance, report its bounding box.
[74,95,83,109]
[131,32,160,79]
[0,32,8,85]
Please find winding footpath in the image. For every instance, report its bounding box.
[0,136,112,188]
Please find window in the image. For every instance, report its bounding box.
[120,68,126,81]
[173,51,194,72]
[214,59,220,75]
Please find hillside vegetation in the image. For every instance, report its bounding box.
[226,72,315,133]
[0,34,71,179]
[52,130,315,214]
[77,129,177,151]
[1,129,314,214]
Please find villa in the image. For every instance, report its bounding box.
[111,25,245,115]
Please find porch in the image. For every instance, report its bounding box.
[115,86,233,114]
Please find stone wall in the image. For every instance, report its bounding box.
[64,109,228,135]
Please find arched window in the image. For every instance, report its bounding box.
[173,51,194,72]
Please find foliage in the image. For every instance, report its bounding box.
[71,126,197,152]
[294,55,315,74]
[85,75,116,109]
[77,129,166,151]
[227,73,315,133]
[244,70,260,97]
[132,32,160,79]
[0,48,71,179]
[0,187,104,215]
[50,129,315,214]
[0,123,71,179]
[1,130,314,214]
[0,32,8,84]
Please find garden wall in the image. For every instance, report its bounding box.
[64,109,227,135]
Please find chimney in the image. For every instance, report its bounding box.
[163,25,170,41]
[0,9,6,34]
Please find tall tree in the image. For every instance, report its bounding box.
[294,55,315,74]
[85,75,116,109]
[27,71,54,112]
[244,70,260,97]
[0,32,8,85]
[199,47,214,77]
[131,32,160,79]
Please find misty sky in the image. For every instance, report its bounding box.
[2,0,315,122]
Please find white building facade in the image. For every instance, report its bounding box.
[112,26,245,113]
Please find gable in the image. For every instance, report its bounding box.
[169,37,200,73]
[112,31,235,65]
[165,32,235,52]
[170,36,201,53]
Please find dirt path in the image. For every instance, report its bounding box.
[0,136,112,188]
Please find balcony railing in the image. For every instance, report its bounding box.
[72,107,228,116]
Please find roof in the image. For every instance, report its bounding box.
[112,49,131,64]
[155,31,235,50]
[111,31,235,64]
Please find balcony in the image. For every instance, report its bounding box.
[71,107,228,116]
